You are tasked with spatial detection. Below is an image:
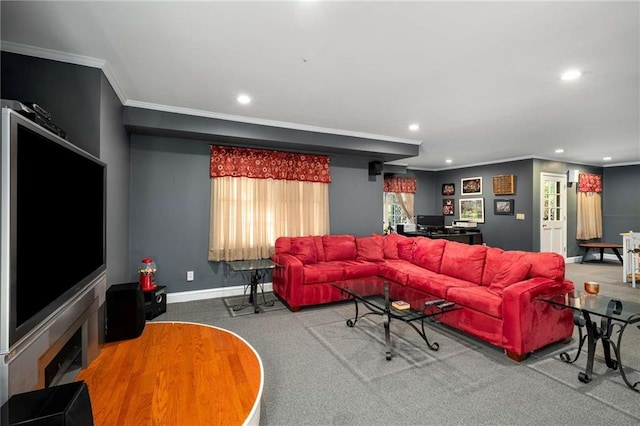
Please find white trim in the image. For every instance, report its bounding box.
[124,99,422,145]
[100,62,127,105]
[166,282,273,304]
[1,41,106,69]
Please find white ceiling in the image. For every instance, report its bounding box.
[1,1,639,170]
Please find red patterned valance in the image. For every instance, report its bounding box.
[578,173,602,193]
[383,176,416,194]
[210,146,331,183]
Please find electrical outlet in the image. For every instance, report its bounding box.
[516,213,525,220]
[187,271,194,282]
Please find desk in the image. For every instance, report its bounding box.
[226,259,277,314]
[539,292,640,392]
[401,231,483,245]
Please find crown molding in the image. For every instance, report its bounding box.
[124,100,423,145]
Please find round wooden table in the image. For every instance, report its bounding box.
[76,322,263,425]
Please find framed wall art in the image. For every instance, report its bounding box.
[459,198,484,223]
[494,199,514,215]
[492,174,515,195]
[442,198,455,216]
[461,177,482,195]
[442,183,455,196]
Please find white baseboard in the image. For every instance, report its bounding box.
[167,282,273,304]
[568,253,621,264]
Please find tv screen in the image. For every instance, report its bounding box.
[1,109,106,350]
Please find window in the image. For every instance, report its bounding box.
[208,146,331,261]
[383,176,416,233]
[384,192,410,232]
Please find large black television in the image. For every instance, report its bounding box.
[1,108,106,353]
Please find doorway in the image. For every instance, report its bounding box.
[540,173,567,257]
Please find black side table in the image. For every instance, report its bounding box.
[143,285,167,320]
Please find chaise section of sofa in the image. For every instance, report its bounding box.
[271,233,574,360]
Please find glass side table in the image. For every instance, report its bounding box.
[226,259,277,314]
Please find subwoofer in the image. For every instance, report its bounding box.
[0,381,93,425]
[105,282,146,342]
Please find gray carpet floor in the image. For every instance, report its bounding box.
[151,262,640,425]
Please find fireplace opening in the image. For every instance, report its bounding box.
[44,328,83,388]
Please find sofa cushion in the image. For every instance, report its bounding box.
[322,235,357,262]
[521,252,565,281]
[356,236,384,261]
[412,237,447,273]
[378,260,415,285]
[275,236,291,254]
[406,271,474,299]
[303,262,345,284]
[440,242,488,284]
[312,235,326,262]
[487,261,532,296]
[446,286,503,319]
[342,260,381,280]
[290,237,318,264]
[480,246,505,286]
[382,233,408,259]
[397,239,415,261]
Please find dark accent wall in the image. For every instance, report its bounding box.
[436,160,533,251]
[99,74,131,285]
[1,52,101,157]
[603,165,640,239]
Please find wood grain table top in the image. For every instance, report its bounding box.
[76,322,263,426]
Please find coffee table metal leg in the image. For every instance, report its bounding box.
[610,316,640,392]
[579,312,599,383]
[384,310,391,361]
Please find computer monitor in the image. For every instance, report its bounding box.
[416,215,444,228]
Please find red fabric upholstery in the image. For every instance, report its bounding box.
[322,235,357,262]
[290,237,318,264]
[487,262,532,296]
[272,233,574,359]
[356,236,384,261]
[440,242,488,284]
[412,237,447,273]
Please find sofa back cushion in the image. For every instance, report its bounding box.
[481,247,505,286]
[520,252,565,281]
[487,261,532,296]
[412,237,447,273]
[440,241,488,284]
[397,238,415,261]
[322,235,357,261]
[356,235,384,261]
[382,233,409,259]
[274,236,291,254]
[290,237,318,264]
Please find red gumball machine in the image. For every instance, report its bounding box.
[138,258,157,291]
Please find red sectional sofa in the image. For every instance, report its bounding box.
[271,233,575,361]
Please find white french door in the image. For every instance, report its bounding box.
[540,173,567,257]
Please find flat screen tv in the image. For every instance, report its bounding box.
[1,108,106,353]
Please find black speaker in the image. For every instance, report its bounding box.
[1,381,93,425]
[105,282,146,342]
[368,161,383,176]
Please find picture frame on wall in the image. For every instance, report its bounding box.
[459,198,484,223]
[494,199,514,215]
[442,198,455,216]
[461,177,482,195]
[442,183,455,196]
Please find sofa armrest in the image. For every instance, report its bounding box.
[271,253,304,308]
[501,278,575,356]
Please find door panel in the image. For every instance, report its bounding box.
[540,173,567,257]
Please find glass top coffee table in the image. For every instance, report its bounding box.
[539,290,640,391]
[330,279,459,361]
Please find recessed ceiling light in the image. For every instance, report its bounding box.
[555,148,565,153]
[237,94,251,104]
[408,123,420,131]
[445,159,452,164]
[561,69,582,81]
[603,156,612,161]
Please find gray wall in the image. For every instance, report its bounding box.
[99,74,131,285]
[435,160,533,251]
[603,165,640,239]
[0,52,101,157]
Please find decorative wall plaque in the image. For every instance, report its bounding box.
[492,174,515,195]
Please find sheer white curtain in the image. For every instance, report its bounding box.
[576,173,603,240]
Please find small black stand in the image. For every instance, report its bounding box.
[143,285,167,320]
